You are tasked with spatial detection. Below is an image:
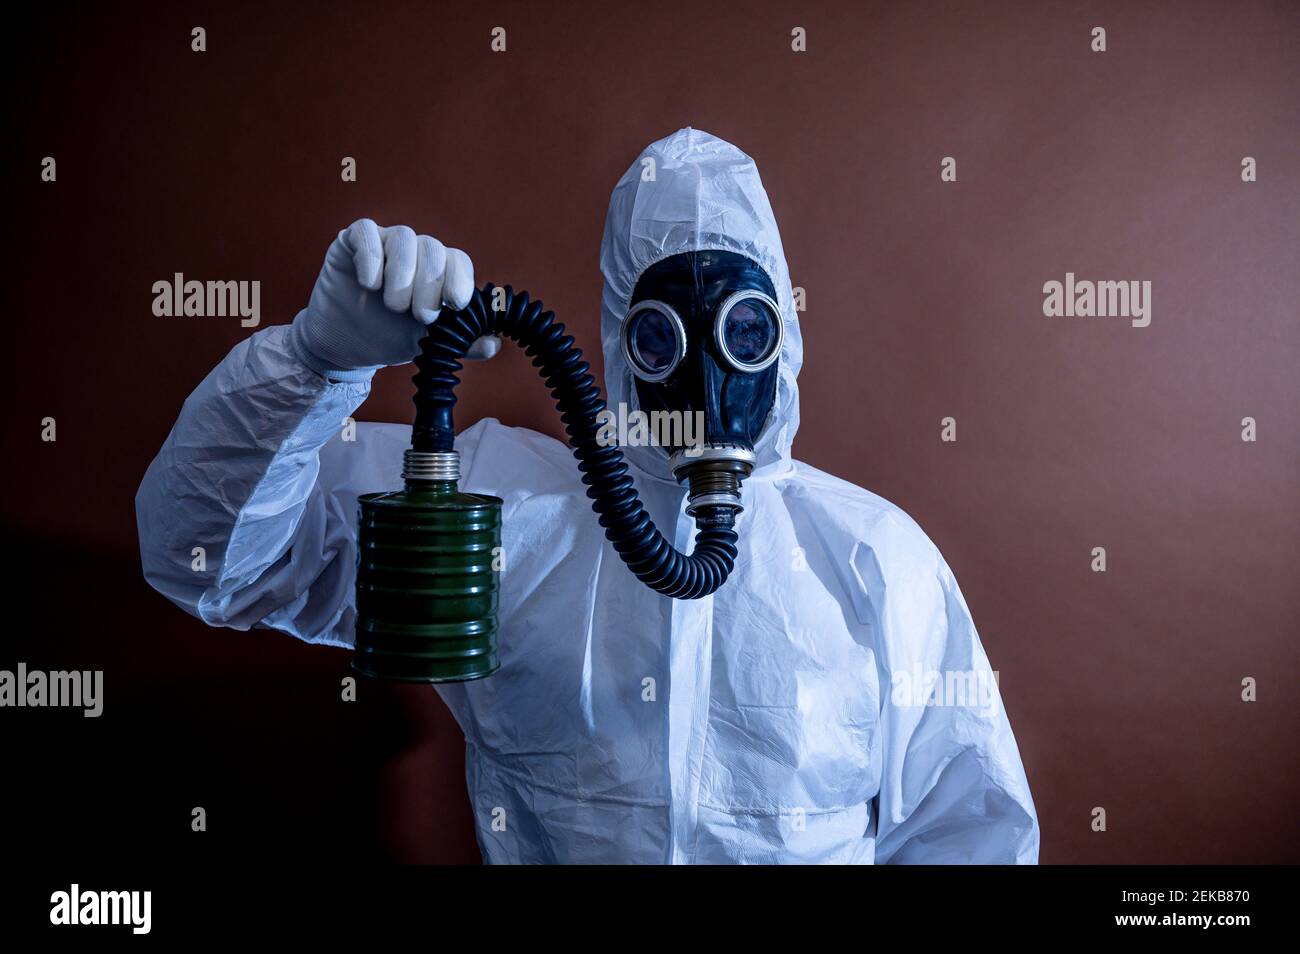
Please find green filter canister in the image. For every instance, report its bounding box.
[353,477,502,683]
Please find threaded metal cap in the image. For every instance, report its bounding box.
[403,449,460,482]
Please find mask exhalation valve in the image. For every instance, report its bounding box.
[669,446,755,520]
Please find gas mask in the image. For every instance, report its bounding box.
[621,250,782,518]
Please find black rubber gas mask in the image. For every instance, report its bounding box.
[621,250,782,517]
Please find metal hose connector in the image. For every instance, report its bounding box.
[402,449,460,482]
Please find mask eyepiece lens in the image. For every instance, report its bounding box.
[716,292,782,372]
[623,302,685,381]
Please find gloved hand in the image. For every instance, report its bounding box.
[289,218,500,381]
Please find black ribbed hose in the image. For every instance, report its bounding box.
[410,284,737,599]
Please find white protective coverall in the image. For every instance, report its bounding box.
[136,128,1039,864]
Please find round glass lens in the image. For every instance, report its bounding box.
[721,298,779,366]
[628,307,680,375]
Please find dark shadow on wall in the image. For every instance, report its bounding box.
[2,531,482,864]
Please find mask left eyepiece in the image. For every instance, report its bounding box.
[622,300,687,382]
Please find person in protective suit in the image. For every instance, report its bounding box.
[136,128,1039,864]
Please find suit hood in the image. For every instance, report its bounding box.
[599,127,802,480]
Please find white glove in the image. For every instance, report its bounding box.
[289,218,500,380]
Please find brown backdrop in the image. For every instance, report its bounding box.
[4,0,1297,864]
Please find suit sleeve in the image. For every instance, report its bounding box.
[135,323,493,649]
[871,548,1040,864]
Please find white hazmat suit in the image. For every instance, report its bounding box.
[137,128,1039,864]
